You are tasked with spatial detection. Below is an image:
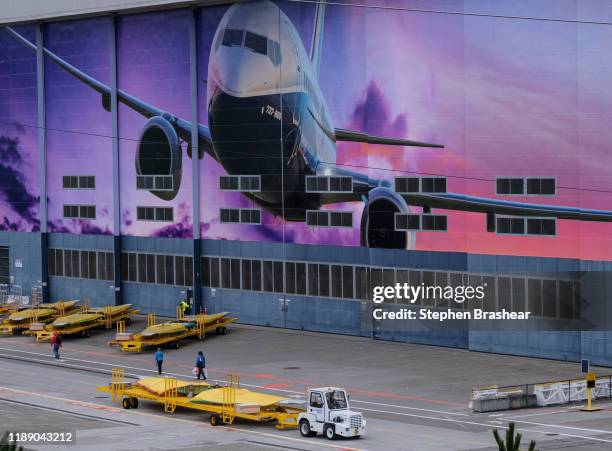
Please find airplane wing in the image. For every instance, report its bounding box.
[316,164,612,224]
[3,26,215,158]
[334,128,444,149]
[400,192,612,222]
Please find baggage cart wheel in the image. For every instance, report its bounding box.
[125,318,132,326]
[122,398,131,409]
[81,330,90,338]
[299,419,315,437]
[174,341,180,349]
[129,397,139,409]
[209,414,222,426]
[324,424,336,440]
[219,326,228,335]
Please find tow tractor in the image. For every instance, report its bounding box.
[298,387,365,440]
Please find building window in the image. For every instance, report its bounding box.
[263,260,273,292]
[394,177,420,193]
[285,262,296,294]
[497,217,555,236]
[396,214,446,231]
[202,257,211,287]
[63,205,95,219]
[526,178,555,195]
[137,175,173,191]
[331,265,342,298]
[240,176,261,191]
[48,249,56,276]
[394,177,446,193]
[497,177,555,195]
[63,175,95,189]
[355,266,368,300]
[319,264,330,297]
[306,176,352,193]
[128,253,137,282]
[273,261,283,293]
[496,178,525,195]
[421,177,447,193]
[542,280,557,318]
[241,260,251,290]
[136,206,173,222]
[55,249,64,277]
[252,260,262,291]
[308,264,319,296]
[526,218,556,236]
[421,215,447,231]
[240,209,261,224]
[342,266,353,299]
[220,208,261,224]
[395,214,420,230]
[220,175,261,192]
[210,257,220,288]
[306,211,351,227]
[496,217,525,234]
[97,252,113,281]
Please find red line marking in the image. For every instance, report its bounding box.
[263,383,290,389]
[4,339,465,409]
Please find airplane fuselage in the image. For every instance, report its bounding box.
[207,0,336,219]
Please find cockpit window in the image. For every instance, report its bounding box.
[219,28,282,65]
[245,31,268,55]
[222,29,244,47]
[268,39,282,66]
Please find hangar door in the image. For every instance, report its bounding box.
[0,247,8,284]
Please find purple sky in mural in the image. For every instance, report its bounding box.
[44,18,113,235]
[197,0,612,259]
[117,9,193,238]
[2,1,612,260]
[0,26,40,232]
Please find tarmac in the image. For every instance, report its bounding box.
[1,315,612,450]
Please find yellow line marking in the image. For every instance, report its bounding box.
[0,386,364,451]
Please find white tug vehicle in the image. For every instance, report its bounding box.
[298,387,366,439]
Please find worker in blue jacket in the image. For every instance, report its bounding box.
[195,350,206,380]
[155,348,164,375]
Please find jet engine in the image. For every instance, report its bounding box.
[135,115,182,201]
[360,187,415,249]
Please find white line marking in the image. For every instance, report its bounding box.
[501,409,571,419]
[501,418,612,435]
[3,348,612,445]
[0,346,469,417]
[356,407,612,444]
[0,385,363,451]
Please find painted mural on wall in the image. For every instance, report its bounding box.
[0,25,39,232]
[45,18,113,234]
[2,1,612,260]
[117,9,193,237]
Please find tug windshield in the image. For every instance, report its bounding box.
[325,390,348,410]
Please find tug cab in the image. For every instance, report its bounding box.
[298,387,365,439]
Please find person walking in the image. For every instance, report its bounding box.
[50,331,62,359]
[155,348,164,375]
[195,350,206,380]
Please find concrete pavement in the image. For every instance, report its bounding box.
[1,317,612,450]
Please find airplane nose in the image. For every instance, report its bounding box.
[215,48,273,96]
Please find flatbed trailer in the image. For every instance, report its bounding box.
[97,369,302,429]
[27,306,140,341]
[0,301,78,335]
[108,313,237,352]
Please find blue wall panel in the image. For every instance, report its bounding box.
[49,276,114,306]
